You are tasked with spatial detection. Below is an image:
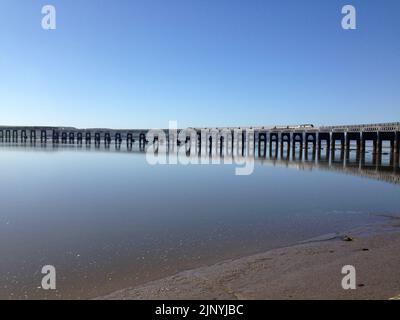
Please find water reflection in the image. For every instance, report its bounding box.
[2,141,398,185]
[0,142,399,299]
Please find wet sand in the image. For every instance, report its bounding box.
[98,217,400,300]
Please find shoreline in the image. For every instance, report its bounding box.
[98,216,400,300]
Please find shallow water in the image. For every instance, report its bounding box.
[0,142,399,299]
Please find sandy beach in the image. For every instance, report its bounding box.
[98,216,400,300]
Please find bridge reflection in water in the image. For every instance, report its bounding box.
[1,136,399,186]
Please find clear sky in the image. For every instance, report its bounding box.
[0,0,399,128]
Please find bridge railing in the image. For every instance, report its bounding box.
[319,122,400,132]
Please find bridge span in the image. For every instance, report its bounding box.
[1,123,399,157]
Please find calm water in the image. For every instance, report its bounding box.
[0,142,399,299]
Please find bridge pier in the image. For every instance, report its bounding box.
[331,132,345,151]
[281,145,290,160]
[318,147,329,161]
[167,133,173,151]
[269,143,278,159]
[394,136,400,168]
[115,133,122,143]
[346,132,361,159]
[105,133,111,144]
[292,132,303,159]
[377,133,382,156]
[270,132,278,149]
[12,130,18,142]
[86,132,91,143]
[104,139,110,149]
[253,131,257,153]
[52,130,59,143]
[61,132,67,143]
[394,133,400,168]
[346,145,361,163]
[194,131,202,156]
[361,132,378,154]
[208,135,213,155]
[219,136,224,156]
[184,135,191,155]
[293,144,303,160]
[5,130,11,141]
[394,132,399,154]
[305,132,316,160]
[197,132,202,152]
[258,132,267,158]
[269,132,278,158]
[378,132,396,150]
[305,132,316,150]
[279,132,290,159]
[281,132,291,156]
[331,132,345,162]
[21,130,27,142]
[346,132,361,150]
[40,130,47,142]
[332,146,345,162]
[241,131,246,156]
[77,132,83,143]
[305,146,316,161]
[318,132,330,160]
[127,133,133,144]
[127,142,133,151]
[378,131,397,165]
[139,133,146,150]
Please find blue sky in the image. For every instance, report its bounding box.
[0,0,399,128]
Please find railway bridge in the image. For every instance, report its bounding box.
[1,123,399,157]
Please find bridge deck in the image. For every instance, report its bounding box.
[0,123,399,157]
